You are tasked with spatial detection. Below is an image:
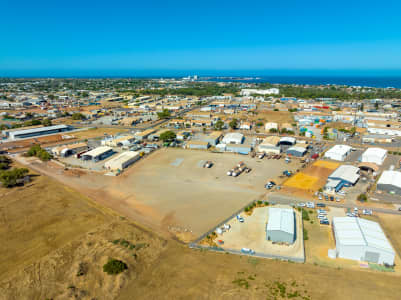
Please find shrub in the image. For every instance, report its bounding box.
[357,193,367,202]
[103,259,127,275]
[303,228,309,240]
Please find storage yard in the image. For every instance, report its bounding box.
[214,206,304,261]
[19,148,302,240]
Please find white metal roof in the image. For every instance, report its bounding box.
[222,132,244,144]
[9,124,69,136]
[377,170,401,189]
[83,146,113,158]
[287,146,306,153]
[333,217,394,254]
[362,147,387,165]
[328,165,360,184]
[104,151,139,167]
[279,137,296,144]
[266,207,294,235]
[324,144,351,157]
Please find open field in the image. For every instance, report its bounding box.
[215,206,304,261]
[1,159,401,299]
[313,160,340,170]
[284,172,319,190]
[0,167,111,281]
[71,127,129,139]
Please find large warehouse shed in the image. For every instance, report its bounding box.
[52,142,88,157]
[377,170,401,195]
[225,143,252,154]
[186,141,210,150]
[279,137,296,146]
[222,132,244,144]
[104,151,140,171]
[204,131,222,146]
[81,146,114,162]
[266,207,295,244]
[326,165,360,192]
[257,136,281,154]
[286,146,307,157]
[332,217,395,265]
[7,125,72,140]
[324,145,352,161]
[361,147,387,166]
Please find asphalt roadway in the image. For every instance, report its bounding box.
[267,192,401,216]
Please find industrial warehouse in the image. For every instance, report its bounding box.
[81,146,114,162]
[266,207,296,244]
[361,147,388,166]
[325,165,360,192]
[104,151,140,171]
[4,124,73,140]
[324,144,352,161]
[332,217,395,265]
[377,170,401,196]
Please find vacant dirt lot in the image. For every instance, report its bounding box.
[283,160,338,196]
[15,149,301,241]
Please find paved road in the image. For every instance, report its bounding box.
[267,193,401,216]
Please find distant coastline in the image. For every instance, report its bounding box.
[1,74,401,89]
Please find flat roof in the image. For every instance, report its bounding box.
[187,140,209,146]
[83,146,113,158]
[333,217,394,254]
[266,207,294,235]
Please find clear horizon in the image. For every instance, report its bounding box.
[2,0,401,75]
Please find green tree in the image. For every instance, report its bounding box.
[160,130,176,142]
[0,168,29,187]
[214,120,224,130]
[103,259,127,275]
[357,193,367,202]
[269,128,278,133]
[157,109,171,119]
[42,118,52,126]
[71,113,85,120]
[229,118,238,129]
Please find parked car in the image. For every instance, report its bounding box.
[297,202,306,207]
[306,202,315,208]
[241,248,255,255]
[362,209,373,216]
[317,203,326,208]
[237,215,244,223]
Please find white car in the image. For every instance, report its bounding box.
[362,209,372,216]
[297,202,306,207]
[306,202,315,208]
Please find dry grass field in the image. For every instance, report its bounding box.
[1,162,401,299]
[283,160,339,196]
[71,127,129,139]
[284,173,319,190]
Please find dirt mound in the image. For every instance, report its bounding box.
[0,221,167,300]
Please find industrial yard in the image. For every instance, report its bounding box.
[214,206,305,262]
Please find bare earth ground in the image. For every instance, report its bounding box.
[15,148,301,241]
[1,163,401,299]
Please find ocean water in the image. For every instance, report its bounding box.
[204,76,401,89]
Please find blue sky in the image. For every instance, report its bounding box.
[1,0,401,76]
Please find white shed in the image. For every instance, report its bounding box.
[332,217,395,265]
[361,148,387,166]
[221,132,244,144]
[324,145,352,161]
[266,207,295,244]
[104,151,140,171]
